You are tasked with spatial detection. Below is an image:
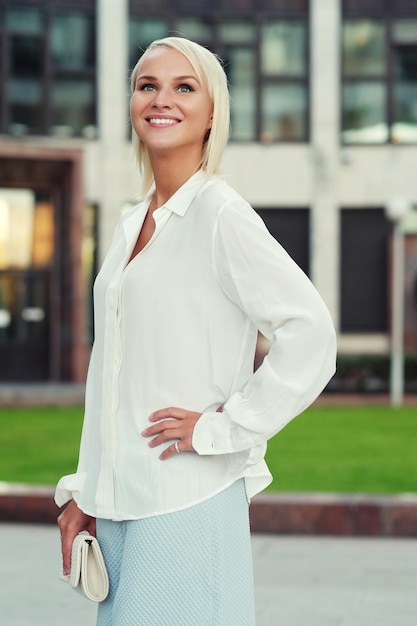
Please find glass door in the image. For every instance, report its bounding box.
[0,188,54,380]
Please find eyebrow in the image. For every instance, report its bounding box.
[137,74,201,84]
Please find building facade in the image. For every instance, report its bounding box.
[0,0,416,382]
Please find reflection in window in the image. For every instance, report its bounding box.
[8,78,43,134]
[32,202,54,267]
[342,14,417,145]
[393,20,417,44]
[0,190,34,269]
[6,8,42,34]
[128,18,167,69]
[262,84,306,142]
[51,13,95,69]
[176,18,212,42]
[343,21,385,76]
[261,21,306,77]
[218,22,254,44]
[0,189,54,270]
[259,20,308,143]
[0,274,12,340]
[52,79,95,137]
[221,48,255,141]
[0,269,49,347]
[342,82,387,143]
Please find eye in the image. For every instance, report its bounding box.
[177,84,194,93]
[138,83,156,92]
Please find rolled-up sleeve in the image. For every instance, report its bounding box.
[192,199,337,455]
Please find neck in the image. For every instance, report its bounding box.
[149,149,203,208]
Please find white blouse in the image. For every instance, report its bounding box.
[55,170,336,521]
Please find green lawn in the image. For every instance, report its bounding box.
[265,404,417,494]
[0,406,84,486]
[0,404,416,494]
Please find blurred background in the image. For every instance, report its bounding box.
[0,0,416,395]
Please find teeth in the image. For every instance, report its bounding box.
[149,118,178,126]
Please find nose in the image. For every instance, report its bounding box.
[152,87,172,109]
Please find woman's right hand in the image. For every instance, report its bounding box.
[57,500,96,575]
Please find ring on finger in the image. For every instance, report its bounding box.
[174,441,181,454]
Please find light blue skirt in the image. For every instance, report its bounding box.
[96,479,255,625]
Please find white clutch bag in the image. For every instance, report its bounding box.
[60,531,109,602]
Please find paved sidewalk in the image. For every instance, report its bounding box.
[1,524,417,626]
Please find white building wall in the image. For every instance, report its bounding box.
[96,0,131,255]
[84,0,417,355]
[339,146,417,206]
[309,0,341,329]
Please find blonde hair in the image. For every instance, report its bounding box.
[130,37,230,194]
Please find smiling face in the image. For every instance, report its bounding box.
[130,46,213,164]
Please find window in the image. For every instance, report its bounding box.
[0,188,54,271]
[342,1,417,144]
[0,3,97,138]
[256,208,310,276]
[6,8,44,136]
[128,18,167,70]
[254,207,310,369]
[0,188,53,379]
[341,209,392,332]
[128,0,309,142]
[219,24,257,142]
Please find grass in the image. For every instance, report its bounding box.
[0,404,416,494]
[265,404,417,494]
[0,406,84,486]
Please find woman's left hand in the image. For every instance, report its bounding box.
[142,407,202,460]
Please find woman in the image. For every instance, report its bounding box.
[56,37,336,625]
